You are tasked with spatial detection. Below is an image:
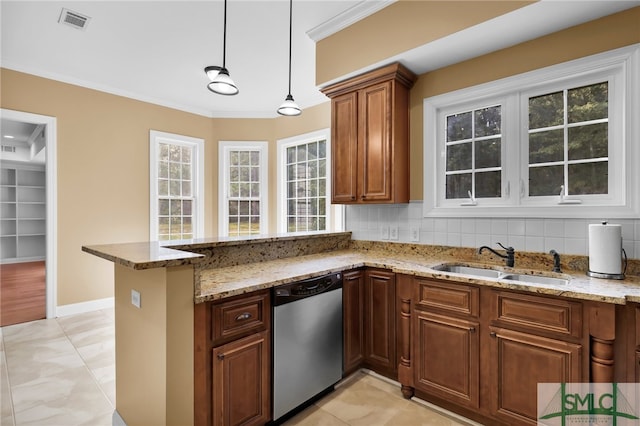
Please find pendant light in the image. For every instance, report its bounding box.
[277,0,301,116]
[205,0,238,95]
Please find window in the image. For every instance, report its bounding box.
[424,45,639,218]
[150,130,204,241]
[219,141,267,237]
[277,129,343,233]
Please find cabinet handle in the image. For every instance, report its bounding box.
[469,327,476,333]
[217,353,225,361]
[351,196,356,201]
[490,331,497,338]
[235,312,252,321]
[361,195,366,200]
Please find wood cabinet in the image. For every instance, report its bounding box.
[363,268,397,378]
[413,278,480,409]
[212,331,270,426]
[194,290,271,426]
[489,327,581,425]
[343,269,365,375]
[343,268,397,379]
[321,63,416,204]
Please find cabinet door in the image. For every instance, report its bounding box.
[364,269,396,377]
[331,92,359,203]
[212,331,270,426]
[359,81,392,202]
[414,311,479,409]
[343,269,365,375]
[490,327,582,425]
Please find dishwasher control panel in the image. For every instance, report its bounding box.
[273,273,342,306]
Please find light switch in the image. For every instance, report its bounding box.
[389,226,399,240]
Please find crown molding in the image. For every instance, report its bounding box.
[306,0,396,42]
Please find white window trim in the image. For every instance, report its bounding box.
[218,141,268,236]
[276,128,343,233]
[149,130,205,242]
[424,44,639,218]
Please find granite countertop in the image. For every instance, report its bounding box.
[198,248,640,305]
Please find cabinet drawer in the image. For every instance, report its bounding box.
[493,291,582,339]
[415,278,479,318]
[211,291,270,345]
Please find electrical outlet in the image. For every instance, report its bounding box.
[131,289,141,309]
[410,227,420,242]
[381,226,389,240]
[389,226,399,240]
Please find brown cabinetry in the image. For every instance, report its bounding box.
[321,63,416,204]
[194,290,271,426]
[363,268,397,378]
[343,268,397,379]
[413,278,480,409]
[343,269,365,375]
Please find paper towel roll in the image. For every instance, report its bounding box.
[588,223,622,275]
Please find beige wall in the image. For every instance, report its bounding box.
[0,70,330,307]
[316,0,536,85]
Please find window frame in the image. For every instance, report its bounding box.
[276,129,343,234]
[218,141,268,237]
[149,130,205,242]
[424,44,639,218]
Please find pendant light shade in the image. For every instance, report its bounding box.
[205,0,238,96]
[277,0,301,116]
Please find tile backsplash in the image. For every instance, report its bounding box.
[345,202,640,260]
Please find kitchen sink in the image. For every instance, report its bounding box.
[433,263,569,286]
[433,264,502,279]
[500,273,569,286]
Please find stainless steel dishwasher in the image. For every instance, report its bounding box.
[272,272,343,423]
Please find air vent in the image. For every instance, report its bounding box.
[1,146,16,153]
[58,8,90,31]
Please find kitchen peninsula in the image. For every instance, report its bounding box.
[83,232,640,426]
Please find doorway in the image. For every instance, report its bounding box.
[0,109,57,325]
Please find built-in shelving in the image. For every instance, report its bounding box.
[1,164,46,263]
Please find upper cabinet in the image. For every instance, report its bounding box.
[321,63,416,204]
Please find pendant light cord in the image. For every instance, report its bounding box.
[222,0,228,68]
[287,0,292,96]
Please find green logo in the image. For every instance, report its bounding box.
[538,383,639,425]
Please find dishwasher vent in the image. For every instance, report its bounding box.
[1,146,16,153]
[58,8,91,31]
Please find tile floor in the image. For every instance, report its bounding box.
[1,309,476,426]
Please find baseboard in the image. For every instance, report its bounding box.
[112,410,127,426]
[56,297,114,317]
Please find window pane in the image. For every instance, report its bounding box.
[181,164,191,180]
[182,200,192,216]
[159,217,169,235]
[319,179,326,197]
[319,159,326,178]
[158,179,168,196]
[251,183,260,197]
[170,180,181,196]
[250,151,259,166]
[183,217,192,234]
[474,106,501,137]
[297,145,306,162]
[239,201,249,215]
[159,144,169,161]
[309,142,318,159]
[250,200,260,215]
[475,138,501,169]
[446,173,471,199]
[447,143,472,171]
[475,171,501,198]
[529,91,563,129]
[250,166,259,182]
[239,183,250,198]
[288,182,297,198]
[309,161,318,179]
[182,181,191,197]
[239,167,249,181]
[447,112,472,141]
[158,161,168,179]
[568,122,608,161]
[169,146,181,162]
[159,199,169,215]
[169,163,181,180]
[228,200,238,216]
[568,161,608,195]
[309,179,318,197]
[529,165,563,196]
[229,183,239,198]
[287,147,295,163]
[239,151,250,165]
[181,146,191,163]
[568,82,607,123]
[318,141,326,158]
[171,199,182,216]
[287,164,297,181]
[529,129,564,164]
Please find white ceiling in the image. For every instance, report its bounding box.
[1,0,639,121]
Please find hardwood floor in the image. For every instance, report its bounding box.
[0,261,46,326]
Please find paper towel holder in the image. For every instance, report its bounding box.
[587,248,627,280]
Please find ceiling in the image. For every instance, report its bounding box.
[1,0,639,121]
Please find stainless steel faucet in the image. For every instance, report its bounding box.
[478,242,515,267]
